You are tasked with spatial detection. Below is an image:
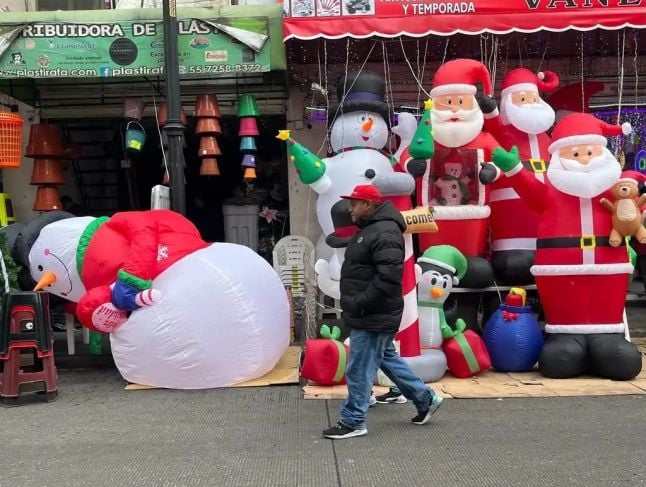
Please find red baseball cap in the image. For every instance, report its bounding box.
[340,184,383,203]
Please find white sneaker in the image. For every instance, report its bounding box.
[368,393,377,407]
[375,390,408,404]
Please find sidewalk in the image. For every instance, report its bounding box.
[1,369,645,487]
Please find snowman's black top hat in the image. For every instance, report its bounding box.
[12,211,74,290]
[326,200,358,249]
[328,71,390,127]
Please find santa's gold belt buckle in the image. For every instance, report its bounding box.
[580,235,596,250]
[529,159,546,173]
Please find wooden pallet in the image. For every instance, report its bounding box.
[304,339,646,400]
[125,346,301,391]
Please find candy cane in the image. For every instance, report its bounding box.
[386,183,421,358]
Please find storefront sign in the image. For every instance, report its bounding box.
[0,18,270,79]
[282,0,646,39]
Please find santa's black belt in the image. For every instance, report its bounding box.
[536,236,611,250]
[521,159,547,173]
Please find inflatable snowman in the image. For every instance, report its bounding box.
[14,210,289,389]
[280,71,419,299]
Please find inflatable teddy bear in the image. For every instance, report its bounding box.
[600,171,646,246]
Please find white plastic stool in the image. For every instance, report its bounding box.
[65,313,76,355]
[65,313,91,355]
[317,290,342,320]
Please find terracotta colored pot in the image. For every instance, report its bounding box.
[194,94,221,118]
[195,117,222,135]
[198,136,221,157]
[30,158,65,185]
[157,101,187,126]
[25,123,65,157]
[33,186,62,211]
[200,158,220,176]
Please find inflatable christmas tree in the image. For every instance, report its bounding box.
[277,130,327,185]
[409,99,435,160]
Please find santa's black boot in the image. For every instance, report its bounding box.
[539,334,589,378]
[491,250,535,285]
[460,256,495,288]
[588,334,642,381]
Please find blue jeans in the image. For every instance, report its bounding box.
[340,329,435,429]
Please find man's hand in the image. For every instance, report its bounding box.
[479,163,498,185]
[407,158,427,178]
[492,146,521,173]
[476,95,498,115]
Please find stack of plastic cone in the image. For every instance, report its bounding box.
[26,123,66,211]
[237,95,260,181]
[194,93,222,177]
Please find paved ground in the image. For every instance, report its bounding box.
[1,368,645,487]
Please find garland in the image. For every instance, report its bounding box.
[0,232,20,292]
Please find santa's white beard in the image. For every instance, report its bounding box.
[500,97,555,134]
[431,107,484,148]
[547,148,621,198]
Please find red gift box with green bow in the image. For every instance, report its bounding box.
[300,325,349,386]
[441,318,491,378]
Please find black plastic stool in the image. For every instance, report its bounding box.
[0,291,53,356]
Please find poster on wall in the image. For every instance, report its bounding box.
[0,18,271,79]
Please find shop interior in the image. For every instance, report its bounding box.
[2,71,290,263]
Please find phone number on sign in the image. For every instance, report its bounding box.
[185,64,262,74]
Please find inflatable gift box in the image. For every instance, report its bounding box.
[441,318,491,378]
[483,288,544,372]
[300,325,349,386]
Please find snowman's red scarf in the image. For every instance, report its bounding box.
[333,147,398,165]
[76,217,109,281]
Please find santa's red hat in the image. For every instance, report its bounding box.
[431,59,493,98]
[548,113,632,154]
[546,81,605,114]
[617,170,646,186]
[501,69,560,100]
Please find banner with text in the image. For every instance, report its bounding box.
[282,0,645,39]
[0,18,270,79]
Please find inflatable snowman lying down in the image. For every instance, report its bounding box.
[14,210,290,389]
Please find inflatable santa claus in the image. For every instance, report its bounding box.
[478,69,559,284]
[546,81,605,123]
[492,113,642,381]
[411,58,499,286]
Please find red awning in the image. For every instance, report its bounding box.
[283,0,646,40]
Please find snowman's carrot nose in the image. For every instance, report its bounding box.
[431,287,443,298]
[362,118,374,132]
[34,271,57,291]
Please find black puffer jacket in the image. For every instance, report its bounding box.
[340,201,405,333]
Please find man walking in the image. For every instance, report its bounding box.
[323,185,443,440]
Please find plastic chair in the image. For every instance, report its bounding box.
[317,290,342,320]
[272,236,315,298]
[273,236,319,340]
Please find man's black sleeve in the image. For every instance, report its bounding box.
[354,232,404,311]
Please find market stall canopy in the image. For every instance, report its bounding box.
[282,0,646,40]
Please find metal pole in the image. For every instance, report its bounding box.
[162,0,186,215]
